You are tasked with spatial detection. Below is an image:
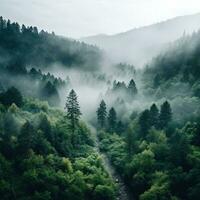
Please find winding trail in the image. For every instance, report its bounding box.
[88,124,134,200]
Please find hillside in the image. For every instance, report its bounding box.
[0,90,117,200]
[143,29,200,99]
[0,17,105,107]
[94,27,200,200]
[82,13,200,67]
[0,16,103,72]
[1,13,200,200]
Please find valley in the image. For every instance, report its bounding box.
[0,15,200,200]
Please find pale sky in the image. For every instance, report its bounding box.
[0,0,200,38]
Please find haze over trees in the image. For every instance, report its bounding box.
[1,16,200,200]
[97,100,107,129]
[107,107,117,133]
[0,16,102,71]
[81,13,200,67]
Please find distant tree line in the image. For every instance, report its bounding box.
[0,67,64,106]
[96,100,125,134]
[0,16,103,72]
[139,101,172,137]
[106,79,138,103]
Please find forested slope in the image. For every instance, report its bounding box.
[144,31,200,98]
[0,17,118,200]
[0,17,102,71]
[0,17,103,106]
[1,15,200,200]
[0,88,117,200]
[94,30,200,200]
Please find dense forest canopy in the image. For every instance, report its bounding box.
[0,16,103,72]
[1,16,200,200]
[0,92,117,199]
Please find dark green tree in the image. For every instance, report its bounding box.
[97,100,107,129]
[108,107,117,132]
[126,127,137,155]
[18,121,35,154]
[0,87,23,107]
[139,109,151,137]
[42,81,60,106]
[0,113,18,159]
[159,101,172,129]
[149,103,159,128]
[191,121,200,146]
[127,79,138,97]
[65,89,81,134]
[38,114,53,143]
[116,120,125,135]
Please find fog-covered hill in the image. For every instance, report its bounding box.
[81,13,200,67]
[0,16,103,72]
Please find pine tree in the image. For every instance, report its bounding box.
[126,127,136,156]
[65,89,81,133]
[97,100,107,129]
[42,81,60,106]
[159,101,172,129]
[149,103,159,128]
[0,87,23,107]
[38,114,52,143]
[127,79,138,97]
[139,109,151,137]
[18,121,35,154]
[0,16,4,30]
[108,107,117,132]
[116,120,125,134]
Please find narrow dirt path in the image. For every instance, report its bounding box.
[88,124,134,200]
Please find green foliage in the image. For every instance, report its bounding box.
[139,172,173,200]
[139,109,151,136]
[159,101,172,129]
[107,107,117,133]
[97,100,107,129]
[65,89,82,134]
[149,104,159,128]
[0,87,23,107]
[0,16,102,71]
[41,81,60,106]
[98,103,200,199]
[0,97,116,199]
[107,79,138,103]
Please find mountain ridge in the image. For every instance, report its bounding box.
[81,13,200,67]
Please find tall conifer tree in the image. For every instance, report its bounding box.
[97,100,107,129]
[65,89,81,133]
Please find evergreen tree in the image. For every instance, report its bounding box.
[0,87,23,107]
[42,81,60,106]
[65,89,81,133]
[38,114,52,143]
[126,127,136,156]
[108,107,117,132]
[18,121,35,154]
[0,16,4,30]
[116,120,125,134]
[149,103,159,128]
[97,100,107,129]
[139,109,151,137]
[127,79,138,96]
[159,101,172,129]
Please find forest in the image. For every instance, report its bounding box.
[0,16,200,200]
